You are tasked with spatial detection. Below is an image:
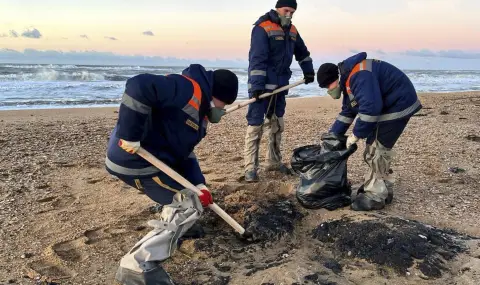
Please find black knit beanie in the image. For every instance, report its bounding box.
[212,70,238,105]
[317,63,339,88]
[275,0,297,9]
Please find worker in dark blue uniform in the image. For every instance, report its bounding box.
[244,0,315,182]
[106,64,238,285]
[316,52,422,211]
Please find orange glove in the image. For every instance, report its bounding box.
[118,139,140,154]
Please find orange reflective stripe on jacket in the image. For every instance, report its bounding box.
[181,75,202,111]
[259,20,283,32]
[259,20,298,38]
[259,20,285,37]
[180,75,203,121]
[290,25,298,35]
[346,59,373,95]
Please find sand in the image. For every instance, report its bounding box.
[0,92,479,285]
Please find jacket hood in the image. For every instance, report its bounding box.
[339,52,367,92]
[254,9,281,26]
[181,64,214,104]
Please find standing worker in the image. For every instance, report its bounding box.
[244,0,315,182]
[316,52,422,211]
[105,64,238,284]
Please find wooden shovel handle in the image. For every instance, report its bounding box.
[225,79,305,114]
[136,147,246,235]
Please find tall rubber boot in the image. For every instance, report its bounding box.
[352,142,395,211]
[244,125,263,182]
[115,190,203,285]
[265,115,282,170]
[264,116,293,175]
[376,141,395,204]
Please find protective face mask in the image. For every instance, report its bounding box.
[207,101,226,123]
[327,85,342,100]
[279,15,292,27]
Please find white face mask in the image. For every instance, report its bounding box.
[279,13,292,27]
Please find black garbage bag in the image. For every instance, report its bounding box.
[290,133,357,210]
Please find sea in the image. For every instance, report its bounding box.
[1,64,480,110]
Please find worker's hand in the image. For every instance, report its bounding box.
[196,184,213,207]
[346,134,359,149]
[303,72,315,84]
[252,90,264,100]
[118,139,140,154]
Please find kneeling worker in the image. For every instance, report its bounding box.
[316,52,422,211]
[105,64,238,284]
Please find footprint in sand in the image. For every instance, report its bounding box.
[210,177,228,183]
[230,156,243,162]
[51,226,132,262]
[36,194,78,214]
[51,194,77,209]
[86,177,105,184]
[52,237,87,262]
[26,259,74,280]
[37,196,57,203]
[84,227,129,245]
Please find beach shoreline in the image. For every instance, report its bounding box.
[1,90,479,113]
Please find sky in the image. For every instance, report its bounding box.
[0,0,480,69]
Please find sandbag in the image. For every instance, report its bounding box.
[291,133,357,210]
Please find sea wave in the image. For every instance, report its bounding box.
[0,65,479,110]
[0,70,121,81]
[0,98,121,107]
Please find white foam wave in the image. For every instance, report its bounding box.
[0,64,78,69]
[0,70,106,81]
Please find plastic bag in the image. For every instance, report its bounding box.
[290,133,357,210]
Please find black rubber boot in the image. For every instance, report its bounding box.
[278,164,295,176]
[351,193,386,211]
[355,184,393,205]
[385,188,394,205]
[245,169,259,182]
[115,262,175,285]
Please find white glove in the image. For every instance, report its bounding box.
[346,134,359,149]
[118,139,141,154]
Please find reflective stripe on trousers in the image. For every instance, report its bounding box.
[248,83,279,91]
[106,156,159,176]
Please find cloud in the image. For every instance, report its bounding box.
[437,50,480,59]
[104,36,118,41]
[1,48,20,53]
[80,34,89,39]
[404,49,480,59]
[404,49,437,57]
[21,28,42,39]
[10,30,18,38]
[349,49,361,54]
[143,30,154,36]
[376,49,386,55]
[0,33,8,38]
[0,48,248,67]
